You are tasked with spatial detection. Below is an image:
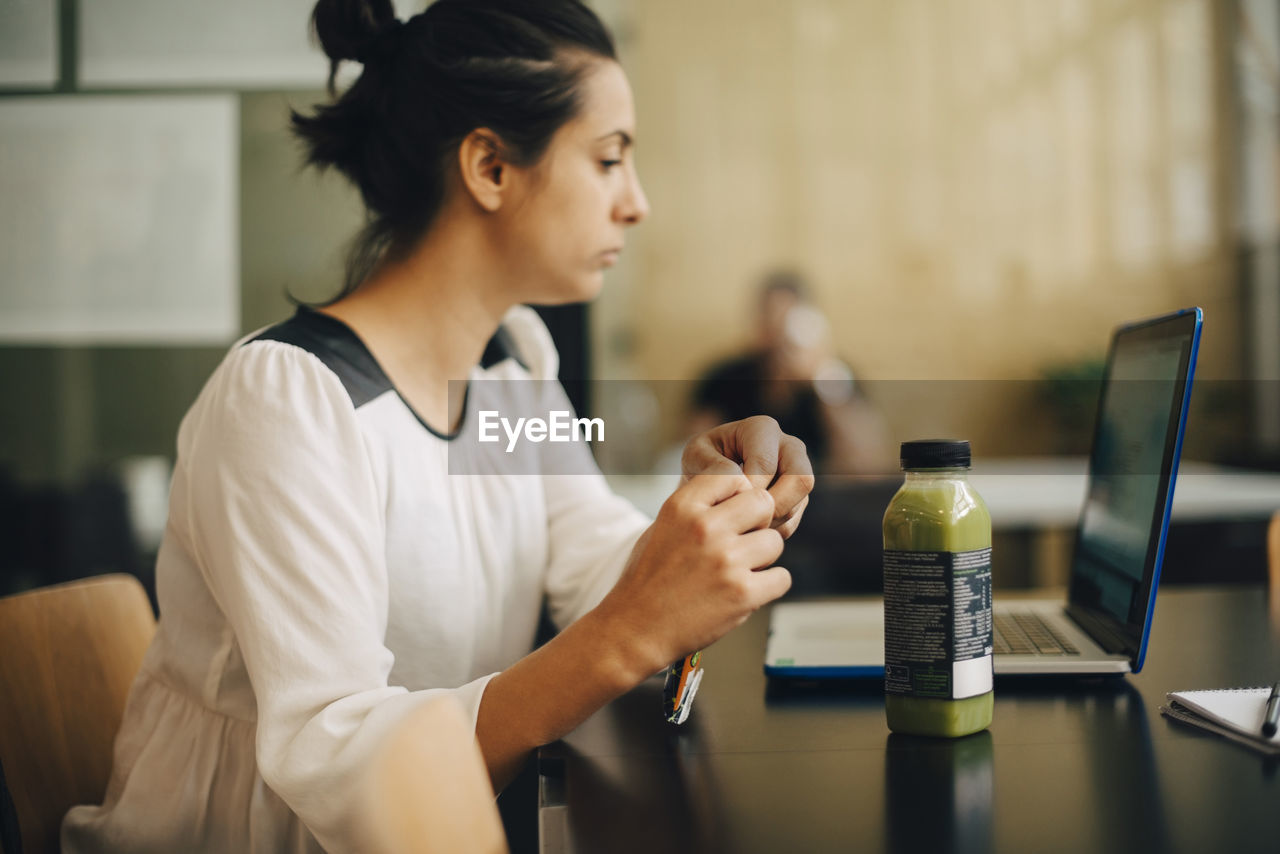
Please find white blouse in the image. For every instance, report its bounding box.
[62,305,650,853]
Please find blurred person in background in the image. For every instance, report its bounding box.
[690,270,892,475]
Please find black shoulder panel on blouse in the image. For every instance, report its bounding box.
[246,307,526,409]
[481,325,527,372]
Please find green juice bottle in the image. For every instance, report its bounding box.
[882,439,993,737]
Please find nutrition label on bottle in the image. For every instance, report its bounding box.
[883,548,992,699]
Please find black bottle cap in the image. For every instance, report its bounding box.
[900,439,971,470]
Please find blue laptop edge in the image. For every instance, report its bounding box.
[1131,306,1202,673]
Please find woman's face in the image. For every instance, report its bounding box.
[498,59,649,304]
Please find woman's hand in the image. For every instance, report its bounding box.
[681,415,815,538]
[596,472,791,674]
[476,431,803,789]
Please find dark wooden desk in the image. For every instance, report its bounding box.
[539,587,1280,854]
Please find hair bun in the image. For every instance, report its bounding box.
[310,0,399,64]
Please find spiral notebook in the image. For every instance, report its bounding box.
[1159,687,1280,756]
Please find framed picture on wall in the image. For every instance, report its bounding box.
[0,95,239,344]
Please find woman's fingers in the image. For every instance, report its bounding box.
[714,486,776,534]
[680,430,743,481]
[680,416,780,485]
[680,417,815,535]
[733,526,785,570]
[771,493,809,539]
[746,565,793,606]
[766,433,814,532]
[731,417,784,490]
[675,471,753,510]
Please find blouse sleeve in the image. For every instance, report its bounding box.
[540,463,652,629]
[498,307,652,630]
[179,341,493,853]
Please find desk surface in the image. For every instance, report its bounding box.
[540,587,1280,854]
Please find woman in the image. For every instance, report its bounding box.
[63,1,812,851]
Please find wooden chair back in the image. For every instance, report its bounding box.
[0,574,156,854]
[361,695,508,854]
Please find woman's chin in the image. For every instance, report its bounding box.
[544,272,606,305]
[580,269,607,300]
[520,267,608,307]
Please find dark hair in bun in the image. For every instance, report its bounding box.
[291,0,618,301]
[309,0,400,79]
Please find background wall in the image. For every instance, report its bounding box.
[596,0,1255,461]
[0,91,360,487]
[2,0,1271,485]
[0,0,1276,597]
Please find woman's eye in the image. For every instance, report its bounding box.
[600,159,622,171]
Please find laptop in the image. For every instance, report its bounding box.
[765,307,1203,678]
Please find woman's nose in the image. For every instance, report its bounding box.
[618,168,650,226]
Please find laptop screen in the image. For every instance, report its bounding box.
[1067,310,1200,658]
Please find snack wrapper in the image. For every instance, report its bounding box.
[662,650,704,724]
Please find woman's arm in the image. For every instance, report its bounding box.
[477,472,788,788]
[184,343,499,852]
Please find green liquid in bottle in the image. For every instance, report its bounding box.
[883,448,993,738]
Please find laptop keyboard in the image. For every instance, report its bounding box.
[994,613,1081,656]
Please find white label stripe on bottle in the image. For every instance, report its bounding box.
[953,654,994,699]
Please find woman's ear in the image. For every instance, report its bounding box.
[457,129,508,213]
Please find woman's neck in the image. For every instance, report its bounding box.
[318,216,514,432]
